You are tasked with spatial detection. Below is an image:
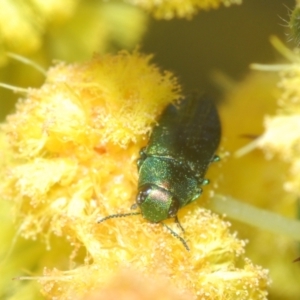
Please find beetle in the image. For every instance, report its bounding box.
[98,95,221,249]
[135,95,221,223]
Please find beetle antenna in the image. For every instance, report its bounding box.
[97,212,140,223]
[162,222,190,251]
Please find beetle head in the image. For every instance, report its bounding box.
[136,185,180,223]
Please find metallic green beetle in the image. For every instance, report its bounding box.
[135,95,221,223]
[98,95,221,250]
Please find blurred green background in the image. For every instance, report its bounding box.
[142,0,294,95]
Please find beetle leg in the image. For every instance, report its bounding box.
[162,222,190,251]
[174,215,185,233]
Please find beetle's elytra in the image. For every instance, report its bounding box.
[136,95,221,223]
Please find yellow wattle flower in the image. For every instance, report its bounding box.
[209,69,300,298]
[0,0,79,65]
[256,40,300,196]
[127,0,242,19]
[0,51,269,299]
